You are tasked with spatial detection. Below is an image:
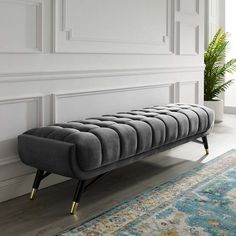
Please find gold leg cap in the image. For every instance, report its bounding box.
[30,188,37,200]
[70,201,79,215]
[205,149,209,155]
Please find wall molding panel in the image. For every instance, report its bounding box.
[0,95,44,168]
[177,0,200,15]
[0,0,43,53]
[176,81,199,103]
[175,0,201,55]
[52,83,175,123]
[176,22,200,55]
[53,0,174,54]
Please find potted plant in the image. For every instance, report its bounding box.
[204,28,236,122]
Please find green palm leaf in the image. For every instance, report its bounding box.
[204,28,236,100]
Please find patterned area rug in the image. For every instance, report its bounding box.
[57,150,236,236]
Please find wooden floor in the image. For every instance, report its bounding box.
[0,114,236,236]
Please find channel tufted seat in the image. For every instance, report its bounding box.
[18,103,214,214]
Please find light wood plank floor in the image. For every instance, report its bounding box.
[0,114,236,236]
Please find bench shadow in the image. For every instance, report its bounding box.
[83,153,208,197]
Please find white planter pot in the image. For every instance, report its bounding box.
[204,100,224,122]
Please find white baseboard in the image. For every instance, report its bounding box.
[0,172,69,203]
[224,106,236,114]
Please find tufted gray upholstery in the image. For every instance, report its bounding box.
[18,103,214,180]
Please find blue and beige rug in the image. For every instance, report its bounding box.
[58,150,236,236]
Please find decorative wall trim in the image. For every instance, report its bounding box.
[52,83,175,123]
[0,155,19,166]
[175,81,199,103]
[0,65,205,83]
[53,0,174,54]
[0,95,44,167]
[0,0,43,53]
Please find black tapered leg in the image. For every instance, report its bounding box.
[202,136,209,155]
[70,180,85,214]
[30,169,44,200]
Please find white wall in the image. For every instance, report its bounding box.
[205,0,225,48]
[0,0,205,202]
[224,0,236,111]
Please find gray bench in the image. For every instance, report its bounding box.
[18,103,214,214]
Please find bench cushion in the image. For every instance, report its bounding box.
[18,103,214,176]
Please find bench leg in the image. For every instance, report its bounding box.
[30,169,51,200]
[30,169,44,200]
[202,136,209,155]
[70,180,85,215]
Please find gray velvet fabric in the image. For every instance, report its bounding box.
[18,103,214,179]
